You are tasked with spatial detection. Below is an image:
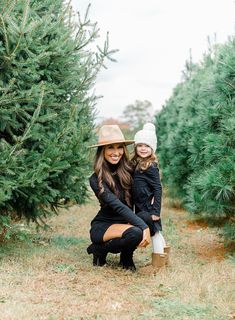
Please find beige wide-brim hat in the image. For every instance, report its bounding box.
[89,124,134,148]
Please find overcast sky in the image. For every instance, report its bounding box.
[71,0,235,123]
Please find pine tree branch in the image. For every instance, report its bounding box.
[8,83,44,157]
[1,0,16,18]
[0,14,10,54]
[11,0,30,57]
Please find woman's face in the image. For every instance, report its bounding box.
[104,143,124,164]
[136,143,152,158]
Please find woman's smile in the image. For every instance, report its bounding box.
[104,143,124,164]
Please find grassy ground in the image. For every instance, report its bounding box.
[0,196,234,320]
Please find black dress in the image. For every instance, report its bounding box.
[89,173,147,243]
[132,162,162,235]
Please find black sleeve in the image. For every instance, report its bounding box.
[89,174,148,230]
[146,164,162,216]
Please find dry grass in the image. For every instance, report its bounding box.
[0,197,234,320]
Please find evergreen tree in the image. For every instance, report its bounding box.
[0,0,114,231]
[156,38,235,240]
[185,39,235,220]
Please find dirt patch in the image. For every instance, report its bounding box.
[184,227,227,262]
[173,210,230,262]
[186,219,209,230]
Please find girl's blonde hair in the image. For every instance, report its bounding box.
[94,145,133,207]
[131,145,158,171]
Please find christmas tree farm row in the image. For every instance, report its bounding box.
[156,38,235,241]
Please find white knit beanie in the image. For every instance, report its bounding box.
[134,122,157,152]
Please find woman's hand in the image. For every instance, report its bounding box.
[138,227,151,248]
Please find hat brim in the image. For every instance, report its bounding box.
[89,140,134,148]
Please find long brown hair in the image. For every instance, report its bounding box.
[131,146,158,171]
[94,145,133,207]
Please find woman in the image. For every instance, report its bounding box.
[87,124,150,271]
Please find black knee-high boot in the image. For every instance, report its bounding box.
[87,238,124,266]
[119,227,142,271]
[87,226,142,269]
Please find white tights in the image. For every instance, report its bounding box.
[151,232,167,254]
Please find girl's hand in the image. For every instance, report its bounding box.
[138,228,150,248]
[151,214,160,221]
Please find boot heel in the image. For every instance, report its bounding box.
[87,243,107,266]
[93,255,107,266]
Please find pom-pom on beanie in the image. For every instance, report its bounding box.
[134,122,157,152]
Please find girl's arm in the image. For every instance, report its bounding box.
[146,163,162,217]
[90,174,148,230]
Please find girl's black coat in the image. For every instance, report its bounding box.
[132,162,162,233]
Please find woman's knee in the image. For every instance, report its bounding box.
[122,226,143,247]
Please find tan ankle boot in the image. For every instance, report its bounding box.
[152,253,167,268]
[164,245,171,266]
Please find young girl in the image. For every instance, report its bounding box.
[132,122,170,268]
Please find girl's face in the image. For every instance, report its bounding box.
[104,143,124,164]
[136,143,152,158]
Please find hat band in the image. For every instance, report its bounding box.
[98,138,126,145]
